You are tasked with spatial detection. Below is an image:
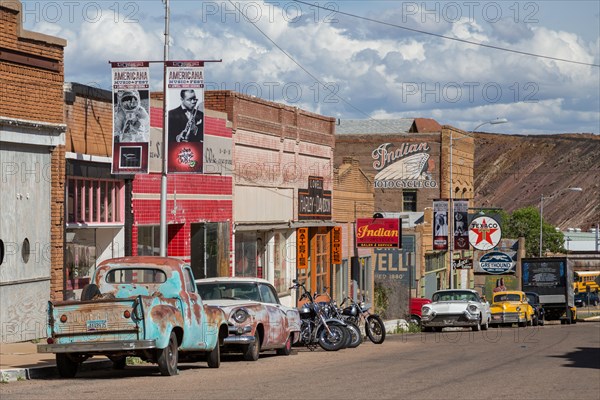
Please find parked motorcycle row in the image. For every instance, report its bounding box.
[290,279,386,351]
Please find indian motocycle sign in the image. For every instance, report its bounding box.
[468,216,501,251]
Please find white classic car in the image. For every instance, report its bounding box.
[195,277,301,361]
[421,289,491,332]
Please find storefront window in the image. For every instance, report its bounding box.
[235,232,258,277]
[273,231,290,295]
[137,225,160,256]
[65,229,96,292]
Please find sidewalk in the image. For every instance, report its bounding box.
[1,316,598,382]
[0,341,110,382]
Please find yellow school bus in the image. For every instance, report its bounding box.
[573,271,600,293]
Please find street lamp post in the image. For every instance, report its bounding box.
[448,118,508,289]
[539,187,583,257]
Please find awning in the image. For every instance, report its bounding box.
[234,220,339,232]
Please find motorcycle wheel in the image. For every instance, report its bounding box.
[365,314,386,344]
[346,322,362,348]
[317,324,346,351]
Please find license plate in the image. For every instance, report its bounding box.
[86,319,107,331]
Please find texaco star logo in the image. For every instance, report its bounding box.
[468,216,502,250]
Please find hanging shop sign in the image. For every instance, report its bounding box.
[331,226,342,264]
[297,227,308,269]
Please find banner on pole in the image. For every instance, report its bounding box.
[433,199,449,251]
[110,61,150,174]
[453,199,469,250]
[166,61,205,173]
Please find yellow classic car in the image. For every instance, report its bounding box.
[489,291,535,327]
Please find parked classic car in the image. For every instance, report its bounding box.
[409,297,431,326]
[421,289,491,332]
[574,291,600,307]
[38,257,228,377]
[196,277,301,361]
[489,291,535,327]
[525,291,545,326]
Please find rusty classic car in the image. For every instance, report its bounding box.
[38,256,229,377]
[196,277,301,361]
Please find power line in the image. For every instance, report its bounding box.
[292,0,600,68]
[226,0,375,120]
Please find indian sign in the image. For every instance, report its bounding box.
[371,142,437,189]
[356,218,401,248]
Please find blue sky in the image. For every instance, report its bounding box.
[21,0,600,134]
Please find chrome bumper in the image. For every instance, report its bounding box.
[38,340,156,354]
[223,325,255,345]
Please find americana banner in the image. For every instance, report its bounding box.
[433,199,449,251]
[453,199,469,250]
[110,61,150,174]
[356,218,401,248]
[166,61,205,173]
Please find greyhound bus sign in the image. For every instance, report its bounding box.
[468,216,502,251]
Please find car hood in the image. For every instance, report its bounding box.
[203,299,262,311]
[428,301,478,313]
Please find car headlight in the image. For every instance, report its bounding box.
[467,305,478,314]
[232,308,250,323]
[422,306,431,314]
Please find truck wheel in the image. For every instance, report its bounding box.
[56,353,79,378]
[109,356,127,370]
[157,331,178,376]
[80,284,100,301]
[243,331,260,361]
[206,340,220,368]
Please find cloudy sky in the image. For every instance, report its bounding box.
[21,0,600,134]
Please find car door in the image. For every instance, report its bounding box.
[258,283,288,347]
[180,266,206,350]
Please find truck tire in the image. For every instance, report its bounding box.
[206,340,220,368]
[56,353,79,378]
[157,331,178,376]
[80,284,100,301]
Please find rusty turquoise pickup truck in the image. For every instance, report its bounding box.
[37,256,229,377]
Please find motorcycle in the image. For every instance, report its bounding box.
[339,296,386,344]
[314,289,362,349]
[290,280,349,351]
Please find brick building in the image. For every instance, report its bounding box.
[334,119,474,318]
[206,91,338,307]
[0,1,66,343]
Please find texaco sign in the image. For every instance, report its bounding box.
[468,216,502,251]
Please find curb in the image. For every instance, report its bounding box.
[0,359,112,383]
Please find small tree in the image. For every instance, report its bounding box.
[502,206,565,257]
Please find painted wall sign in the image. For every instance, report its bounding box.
[298,176,332,220]
[371,142,437,189]
[374,235,415,281]
[356,218,401,248]
[469,216,502,250]
[478,251,515,274]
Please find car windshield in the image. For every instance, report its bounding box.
[197,282,261,301]
[432,291,478,302]
[494,294,521,302]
